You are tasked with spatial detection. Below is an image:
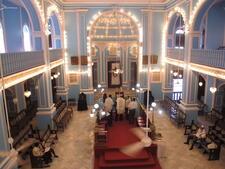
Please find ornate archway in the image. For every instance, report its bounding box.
[87,9,142,88]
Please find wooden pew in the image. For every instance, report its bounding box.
[39,125,58,148]
[208,118,225,145]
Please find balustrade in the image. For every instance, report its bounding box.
[191,49,225,69]
[0,51,44,77]
[167,48,184,61]
[49,49,63,62]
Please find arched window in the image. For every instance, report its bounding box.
[175,16,185,49]
[23,25,32,51]
[48,20,53,49]
[0,22,5,53]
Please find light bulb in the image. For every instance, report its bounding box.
[136,83,140,88]
[173,72,178,77]
[94,104,99,109]
[151,102,156,107]
[150,107,153,111]
[170,70,173,74]
[90,113,94,118]
[179,74,182,78]
[199,82,203,87]
[210,87,217,93]
[132,88,135,91]
[98,84,102,88]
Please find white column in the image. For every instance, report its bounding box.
[15,83,26,112]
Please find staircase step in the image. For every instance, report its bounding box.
[104,149,149,162]
[99,153,155,168]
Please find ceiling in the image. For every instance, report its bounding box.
[60,0,168,4]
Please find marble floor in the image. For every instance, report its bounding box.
[22,107,225,169]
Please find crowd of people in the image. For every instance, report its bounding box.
[101,92,139,126]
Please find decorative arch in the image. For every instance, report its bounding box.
[162,7,188,64]
[0,22,5,53]
[189,0,223,31]
[86,9,143,87]
[46,4,62,48]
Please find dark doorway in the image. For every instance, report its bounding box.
[130,62,137,88]
[108,61,122,88]
[197,75,205,102]
[92,62,98,89]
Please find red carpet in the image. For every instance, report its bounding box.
[94,121,162,169]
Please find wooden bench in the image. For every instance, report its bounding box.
[207,108,224,122]
[184,120,198,135]
[53,107,73,131]
[199,135,221,160]
[208,118,225,145]
[39,125,58,147]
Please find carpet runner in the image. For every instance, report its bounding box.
[95,121,162,169]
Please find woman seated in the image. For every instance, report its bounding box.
[32,142,58,164]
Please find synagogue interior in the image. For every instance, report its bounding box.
[0,0,225,169]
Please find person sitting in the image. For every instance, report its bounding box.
[32,142,58,164]
[125,96,131,120]
[104,95,114,126]
[184,125,206,150]
[116,95,125,121]
[128,98,138,124]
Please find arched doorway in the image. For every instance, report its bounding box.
[87,10,141,89]
[197,75,206,103]
[214,84,225,116]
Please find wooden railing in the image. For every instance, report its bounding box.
[49,49,63,62]
[0,51,44,76]
[167,48,184,61]
[0,150,18,169]
[191,49,225,69]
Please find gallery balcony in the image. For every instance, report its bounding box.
[167,48,184,61]
[191,49,225,69]
[0,49,64,78]
[49,48,63,63]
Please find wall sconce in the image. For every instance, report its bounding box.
[209,87,217,94]
[199,82,203,87]
[24,90,31,98]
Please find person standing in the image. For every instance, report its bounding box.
[116,95,125,121]
[125,96,131,120]
[128,98,138,124]
[104,95,114,126]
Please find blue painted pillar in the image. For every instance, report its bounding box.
[0,91,10,151]
[205,75,216,110]
[179,32,199,125]
[56,65,68,104]
[36,72,56,130]
[162,63,173,99]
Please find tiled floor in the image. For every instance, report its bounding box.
[22,107,225,169]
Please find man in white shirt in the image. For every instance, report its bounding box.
[128,98,138,124]
[184,125,206,150]
[116,96,125,121]
[125,97,131,120]
[104,95,114,126]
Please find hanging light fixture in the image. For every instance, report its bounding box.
[209,87,217,93]
[24,90,31,98]
[199,82,203,87]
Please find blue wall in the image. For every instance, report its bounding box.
[206,1,225,49]
[2,1,31,52]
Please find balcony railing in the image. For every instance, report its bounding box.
[0,51,45,76]
[167,48,184,61]
[0,150,17,169]
[191,49,225,69]
[49,49,63,62]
